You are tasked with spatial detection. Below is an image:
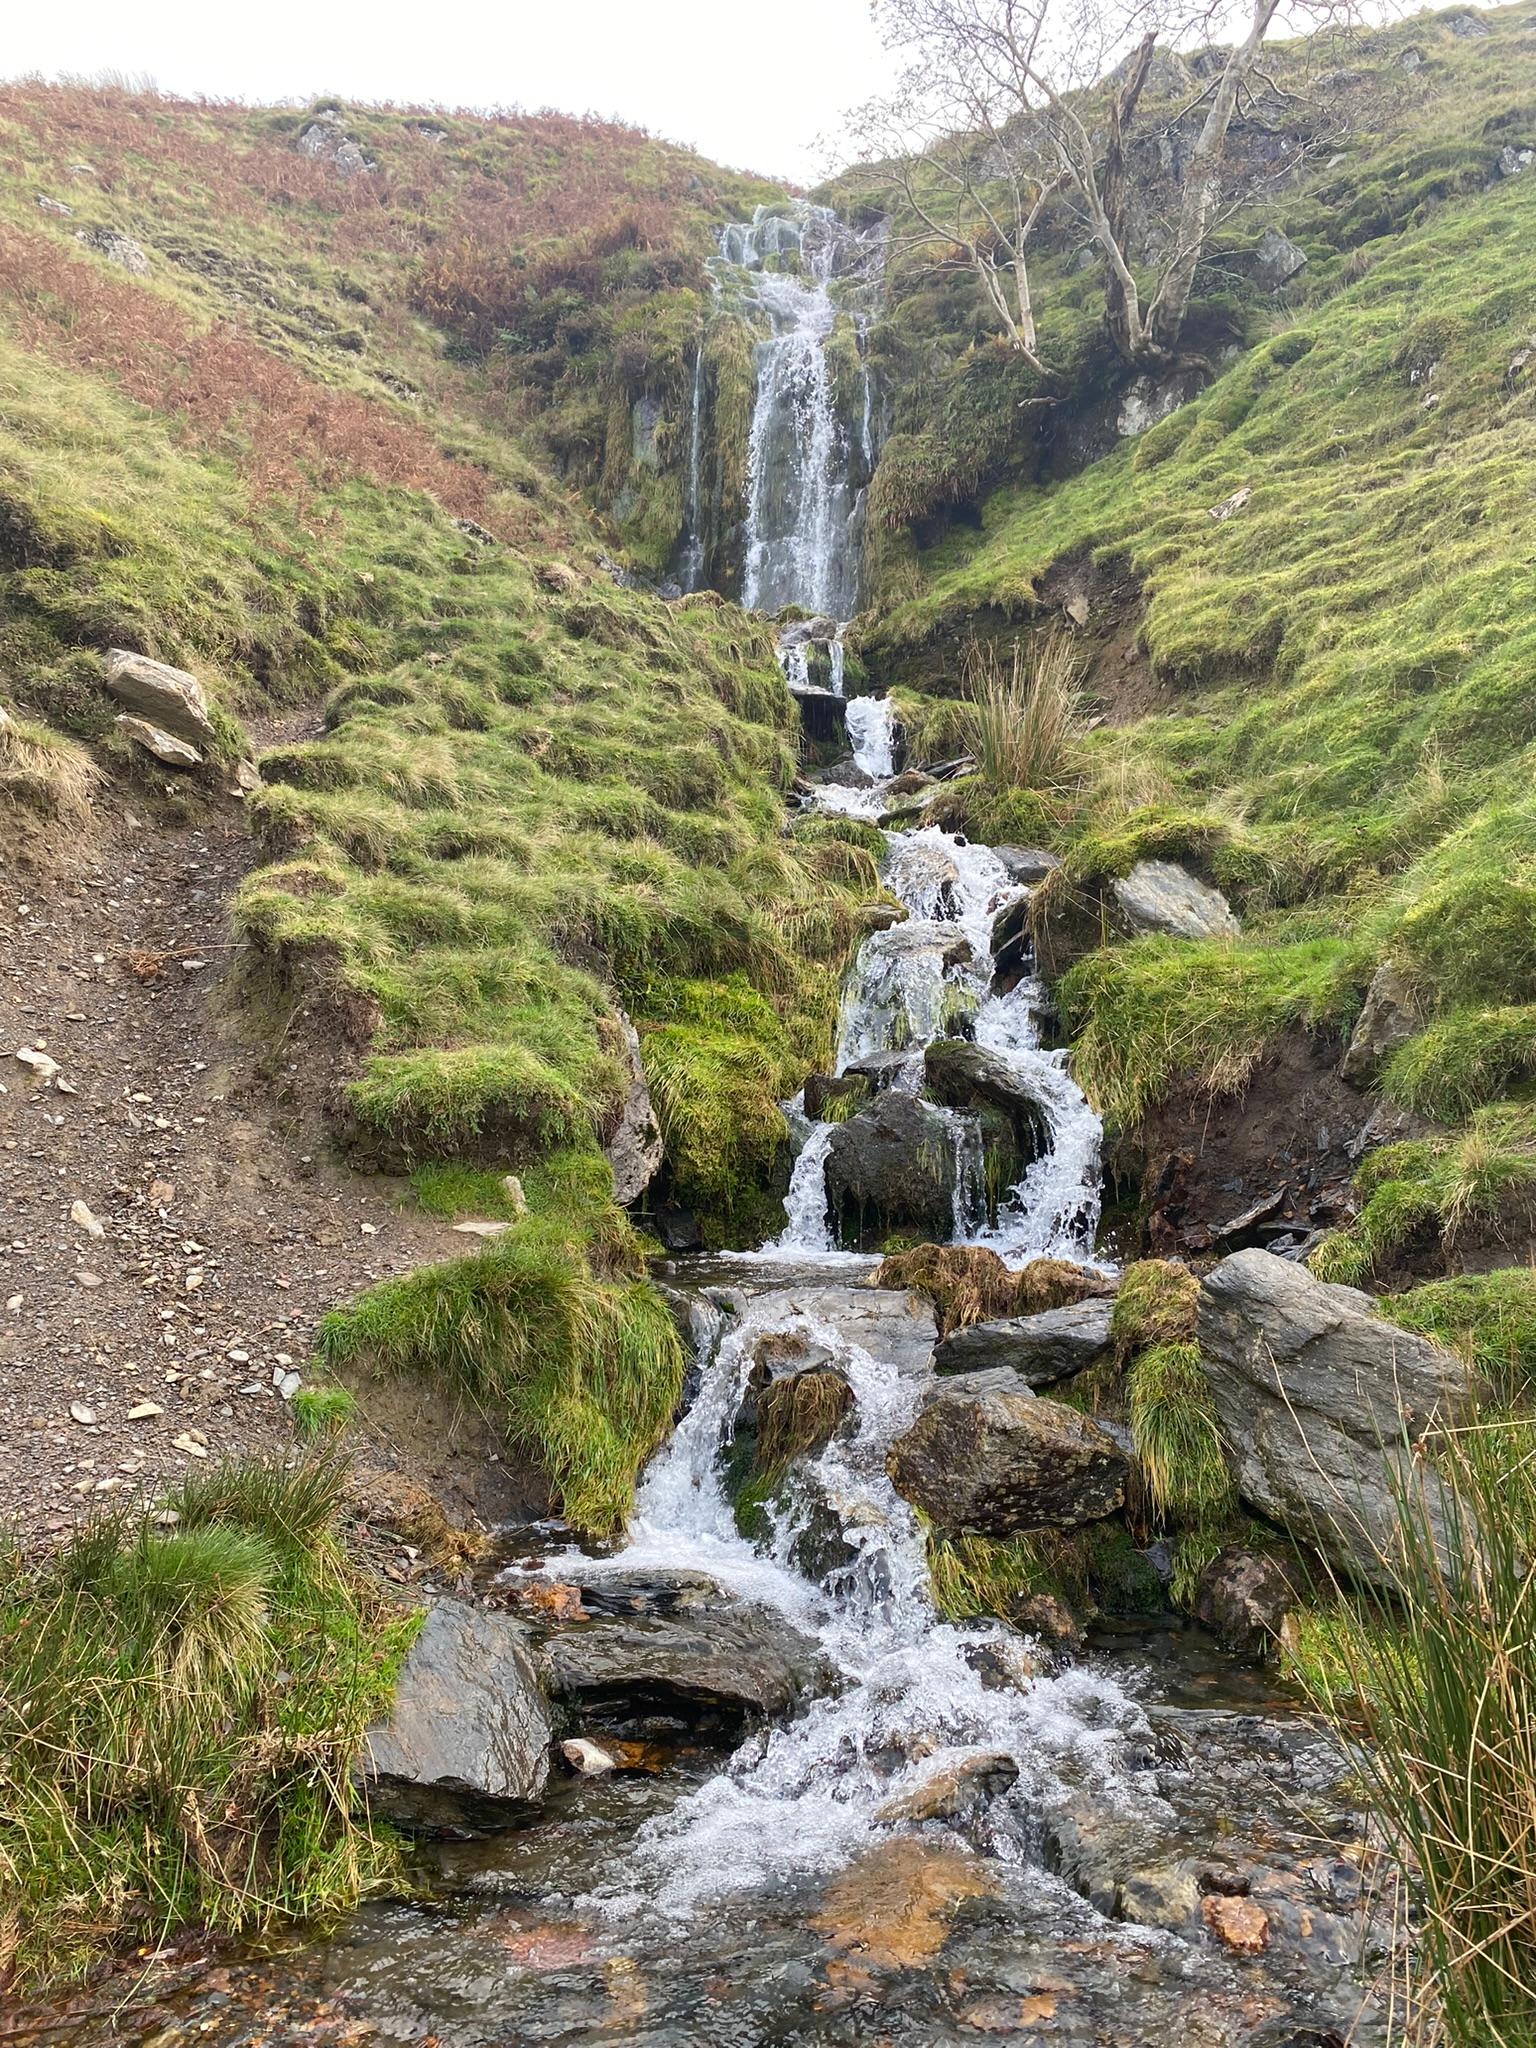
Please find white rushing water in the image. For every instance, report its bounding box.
[585,1293,1161,1924]
[559,196,1127,1930]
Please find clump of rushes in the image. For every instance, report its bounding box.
[876,1243,1106,1338]
[923,1522,1055,1622]
[960,630,1083,799]
[315,1221,684,1536]
[1310,1103,1536,1289]
[1294,1423,1536,2046]
[0,1454,413,1995]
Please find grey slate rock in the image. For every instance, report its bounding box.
[1197,1249,1470,1588]
[1110,860,1240,940]
[362,1598,552,1832]
[934,1297,1115,1385]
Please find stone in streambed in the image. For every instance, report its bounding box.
[886,1377,1129,1535]
[823,1093,961,1249]
[875,1751,1020,1825]
[1193,1546,1297,1657]
[538,1571,832,1730]
[933,1297,1115,1386]
[361,1597,552,1833]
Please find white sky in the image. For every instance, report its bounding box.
[2,0,895,185]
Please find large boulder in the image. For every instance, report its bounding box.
[538,1571,831,1731]
[1110,860,1240,941]
[1197,1250,1470,1587]
[1339,963,1422,1087]
[604,1008,663,1205]
[824,1093,961,1249]
[887,1376,1129,1536]
[933,1297,1115,1385]
[105,649,215,748]
[922,1039,1048,1222]
[362,1598,552,1832]
[738,1282,937,1379]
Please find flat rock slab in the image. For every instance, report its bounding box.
[887,1377,1129,1536]
[362,1597,552,1832]
[105,648,215,746]
[934,1298,1115,1385]
[540,1573,833,1729]
[1197,1248,1470,1587]
[1111,860,1239,941]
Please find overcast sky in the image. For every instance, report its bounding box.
[3,0,894,184]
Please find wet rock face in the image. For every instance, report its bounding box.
[538,1571,833,1732]
[824,1092,961,1248]
[1193,1546,1298,1659]
[1110,859,1240,941]
[362,1598,552,1833]
[886,1377,1129,1535]
[933,1297,1115,1385]
[1197,1249,1470,1587]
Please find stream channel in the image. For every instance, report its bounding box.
[69,205,1394,2048]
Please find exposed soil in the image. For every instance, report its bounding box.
[1120,1029,1369,1262]
[0,755,530,1551]
[1036,548,1169,727]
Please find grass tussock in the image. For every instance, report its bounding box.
[315,1219,684,1535]
[875,1243,1106,1338]
[1310,1104,1536,1290]
[1294,1423,1536,2046]
[0,1454,413,1995]
[1126,1340,1232,1523]
[754,1369,853,1475]
[960,631,1083,799]
[1109,1258,1199,1361]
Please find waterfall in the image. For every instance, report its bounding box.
[678,342,707,593]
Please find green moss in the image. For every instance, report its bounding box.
[0,1456,413,1993]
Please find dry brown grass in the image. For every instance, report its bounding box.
[961,630,1083,795]
[755,1369,853,1473]
[876,1243,1108,1338]
[0,712,102,864]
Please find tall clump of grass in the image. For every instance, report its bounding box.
[960,631,1083,797]
[0,1454,415,1996]
[1297,1424,1536,2046]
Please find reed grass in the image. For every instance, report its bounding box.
[959,631,1083,797]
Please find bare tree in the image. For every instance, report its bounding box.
[852,0,1359,370]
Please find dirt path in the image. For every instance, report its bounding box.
[0,777,489,1547]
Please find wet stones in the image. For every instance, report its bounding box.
[602,1006,663,1206]
[875,1751,1020,1825]
[824,1093,961,1249]
[537,1571,833,1732]
[361,1598,552,1832]
[1193,1546,1298,1659]
[933,1297,1115,1386]
[886,1377,1129,1535]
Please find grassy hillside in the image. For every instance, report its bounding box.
[856,14,1536,1240]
